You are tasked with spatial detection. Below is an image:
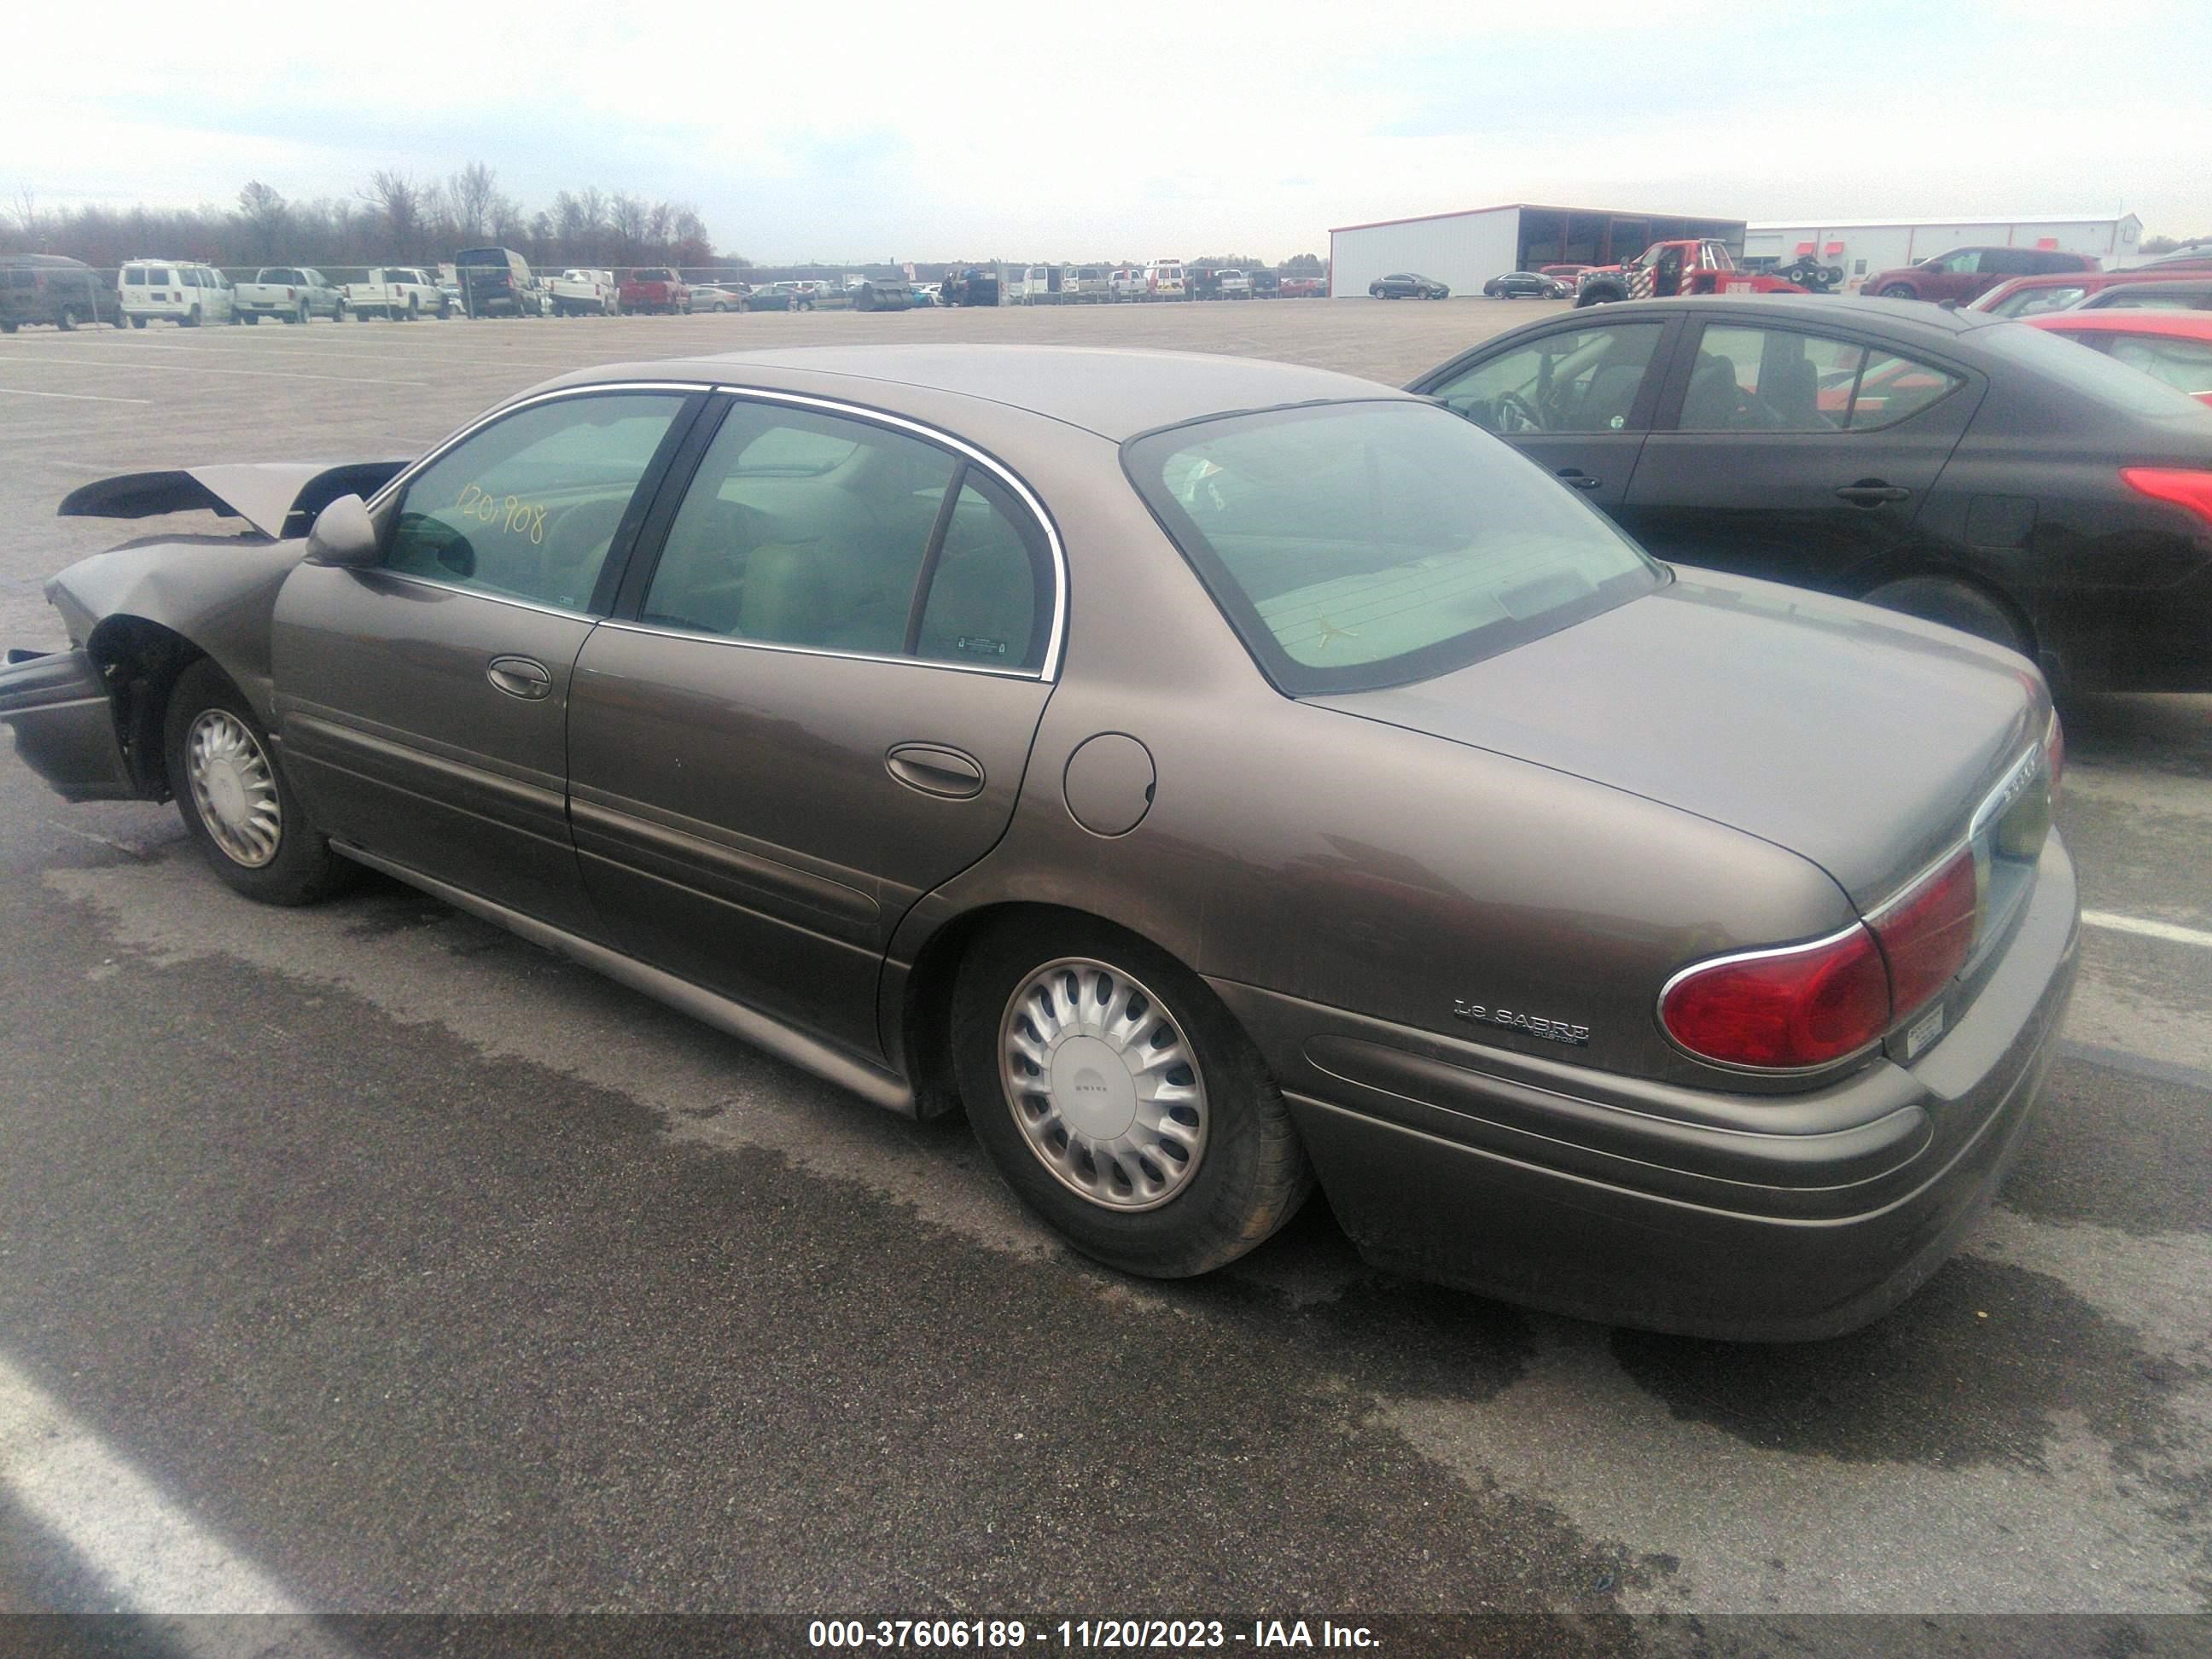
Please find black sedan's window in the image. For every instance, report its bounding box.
[1678,324,1962,432]
[1430,323,1665,434]
[383,393,686,613]
[1127,400,1659,695]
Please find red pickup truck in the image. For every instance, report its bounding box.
[617,268,692,315]
[1575,240,1803,306]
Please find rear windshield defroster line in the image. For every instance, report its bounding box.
[1122,399,1662,696]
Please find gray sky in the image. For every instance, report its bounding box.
[9,0,2209,260]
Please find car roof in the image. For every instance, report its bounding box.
[542,345,1412,440]
[1555,293,2012,335]
[2027,310,2212,339]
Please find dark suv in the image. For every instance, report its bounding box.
[1,255,118,332]
[455,246,544,317]
[1369,272,1450,300]
[1865,246,2097,305]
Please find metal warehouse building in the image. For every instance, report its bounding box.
[1743,214,2146,290]
[1327,203,1747,298]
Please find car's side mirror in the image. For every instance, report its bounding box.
[304,494,380,568]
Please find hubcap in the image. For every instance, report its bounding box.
[999,958,1207,1211]
[185,709,281,867]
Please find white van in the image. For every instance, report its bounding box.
[1147,261,1186,300]
[119,260,236,328]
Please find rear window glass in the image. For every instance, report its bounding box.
[1125,400,1661,695]
[1985,321,2212,417]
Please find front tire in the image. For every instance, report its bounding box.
[952,917,1312,1278]
[163,660,358,906]
[1880,282,1918,300]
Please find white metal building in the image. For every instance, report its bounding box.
[1743,215,2146,290]
[1327,203,1747,299]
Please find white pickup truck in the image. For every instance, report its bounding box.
[234,267,343,323]
[548,269,617,316]
[344,267,448,321]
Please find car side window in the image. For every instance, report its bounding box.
[1431,323,1666,435]
[915,473,1052,670]
[1676,325,1961,433]
[643,402,959,655]
[1994,284,2085,317]
[2096,333,2212,399]
[383,393,687,612]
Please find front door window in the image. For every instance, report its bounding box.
[385,392,689,614]
[1430,323,1667,434]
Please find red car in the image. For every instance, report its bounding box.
[616,267,692,315]
[1970,269,2200,318]
[1278,276,1326,298]
[1863,246,2097,305]
[2027,310,2212,406]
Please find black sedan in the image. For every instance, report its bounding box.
[1482,271,1570,300]
[1411,294,2212,694]
[1369,272,1449,300]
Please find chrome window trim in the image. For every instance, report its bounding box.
[709,382,1069,680]
[361,381,707,515]
[347,568,608,623]
[591,618,1045,681]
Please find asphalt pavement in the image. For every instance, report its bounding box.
[1,304,2208,1650]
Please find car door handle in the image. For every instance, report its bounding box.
[1557,468,1604,491]
[486,655,553,700]
[1835,480,1912,507]
[886,743,985,800]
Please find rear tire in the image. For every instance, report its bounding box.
[1860,576,2031,657]
[952,915,1312,1279]
[131,316,147,329]
[162,660,359,906]
[56,306,79,331]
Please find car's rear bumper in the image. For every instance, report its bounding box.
[0,648,138,800]
[1210,834,2080,1340]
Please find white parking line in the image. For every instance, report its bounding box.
[0,386,153,404]
[0,1350,306,1615]
[2081,910,2212,951]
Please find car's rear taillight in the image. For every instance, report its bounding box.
[1660,925,1892,1069]
[2044,709,2064,802]
[2122,467,2212,531]
[1870,847,1978,1017]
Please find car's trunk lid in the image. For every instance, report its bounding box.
[1311,568,2048,911]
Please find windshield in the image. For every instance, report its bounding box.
[1124,400,1662,695]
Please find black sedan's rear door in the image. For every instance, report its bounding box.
[1615,312,1983,587]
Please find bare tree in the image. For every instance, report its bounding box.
[609,192,646,263]
[236,180,289,262]
[362,170,424,259]
[448,161,498,241]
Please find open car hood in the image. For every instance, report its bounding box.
[57,461,409,541]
